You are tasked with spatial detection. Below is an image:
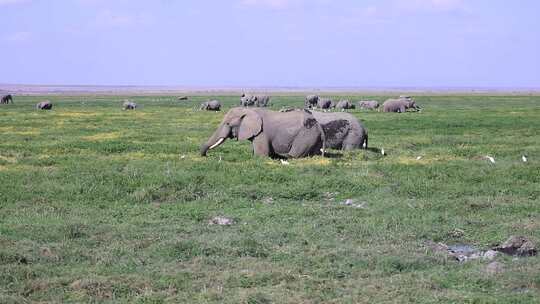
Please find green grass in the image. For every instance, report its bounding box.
[0,95,539,303]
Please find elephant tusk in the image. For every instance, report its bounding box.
[209,138,225,150]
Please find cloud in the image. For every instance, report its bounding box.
[4,31,32,42]
[0,0,30,5]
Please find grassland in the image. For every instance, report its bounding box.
[0,95,539,303]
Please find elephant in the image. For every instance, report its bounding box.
[36,101,53,110]
[254,95,271,107]
[312,111,368,150]
[305,95,319,109]
[240,94,256,107]
[200,100,221,111]
[240,94,271,107]
[382,97,421,113]
[358,100,379,110]
[1,94,13,104]
[123,101,137,110]
[335,100,355,111]
[201,107,326,159]
[317,98,334,110]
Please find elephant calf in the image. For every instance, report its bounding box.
[201,107,325,159]
[36,100,53,110]
[200,100,221,111]
[312,111,368,150]
[123,101,137,110]
[382,97,421,113]
[1,94,13,104]
[358,100,379,110]
[335,100,355,111]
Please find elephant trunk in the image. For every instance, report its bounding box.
[200,124,231,156]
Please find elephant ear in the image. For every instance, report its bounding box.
[239,110,262,140]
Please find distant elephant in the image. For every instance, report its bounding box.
[1,94,13,104]
[254,95,271,107]
[240,94,271,107]
[200,100,221,111]
[240,94,255,107]
[358,100,379,110]
[317,98,334,110]
[123,101,137,110]
[201,107,325,159]
[382,97,421,113]
[36,101,53,110]
[312,111,368,150]
[335,100,355,111]
[305,95,319,109]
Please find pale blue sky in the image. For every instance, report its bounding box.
[0,0,538,87]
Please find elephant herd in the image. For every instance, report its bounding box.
[198,94,272,111]
[305,95,422,113]
[1,92,419,160]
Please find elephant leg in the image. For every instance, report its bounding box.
[252,134,271,157]
[342,132,361,150]
[288,127,322,158]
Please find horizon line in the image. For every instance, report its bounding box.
[2,83,540,96]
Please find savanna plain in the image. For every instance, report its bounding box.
[0,95,539,303]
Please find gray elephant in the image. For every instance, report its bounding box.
[240,94,256,107]
[200,100,221,111]
[358,100,379,110]
[382,97,421,113]
[317,98,334,111]
[240,94,271,107]
[254,95,271,107]
[123,101,137,110]
[305,95,319,109]
[36,100,53,110]
[335,100,355,111]
[201,107,325,158]
[312,111,368,150]
[1,94,13,104]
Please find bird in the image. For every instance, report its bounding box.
[381,148,385,156]
[280,159,290,165]
[485,155,495,164]
[522,155,528,162]
[416,156,423,160]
